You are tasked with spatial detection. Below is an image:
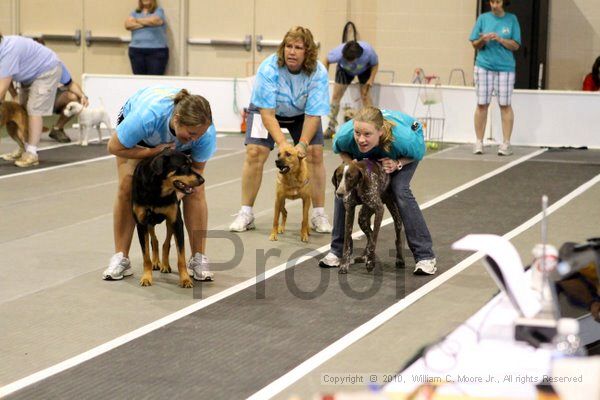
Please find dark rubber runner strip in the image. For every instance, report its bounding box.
[0,143,109,177]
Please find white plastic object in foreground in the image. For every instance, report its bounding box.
[452,234,542,318]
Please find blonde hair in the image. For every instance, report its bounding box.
[173,89,212,127]
[354,106,396,153]
[136,0,157,13]
[277,26,319,75]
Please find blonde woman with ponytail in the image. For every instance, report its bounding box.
[319,106,437,275]
[104,85,216,282]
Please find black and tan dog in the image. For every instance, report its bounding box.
[270,146,311,242]
[132,149,204,288]
[332,160,404,273]
[0,101,28,158]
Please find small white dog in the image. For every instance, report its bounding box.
[63,101,112,146]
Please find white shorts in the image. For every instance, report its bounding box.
[474,66,515,106]
[19,64,62,116]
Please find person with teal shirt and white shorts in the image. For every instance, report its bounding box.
[319,106,437,275]
[103,86,217,282]
[229,26,334,234]
[469,0,521,156]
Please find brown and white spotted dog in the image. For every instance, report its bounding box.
[332,160,404,273]
[0,101,29,155]
[132,149,204,288]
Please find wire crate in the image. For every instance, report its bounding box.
[412,72,446,149]
[418,116,445,148]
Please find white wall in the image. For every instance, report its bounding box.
[82,74,253,133]
[83,74,600,149]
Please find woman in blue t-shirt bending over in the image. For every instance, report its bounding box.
[103,86,217,283]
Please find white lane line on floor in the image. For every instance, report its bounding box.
[247,170,600,400]
[0,148,544,397]
[0,146,246,181]
[0,155,115,181]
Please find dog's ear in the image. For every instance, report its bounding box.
[331,165,341,189]
[357,164,365,180]
[150,153,166,174]
[354,163,366,184]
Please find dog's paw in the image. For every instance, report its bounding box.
[152,262,160,271]
[140,276,153,286]
[396,258,406,269]
[159,263,171,273]
[269,232,278,241]
[353,255,366,264]
[338,263,350,274]
[180,278,194,288]
[301,229,309,242]
[277,225,285,234]
[365,260,375,272]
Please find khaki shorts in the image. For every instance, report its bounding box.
[19,64,62,116]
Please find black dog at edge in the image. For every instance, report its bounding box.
[132,149,204,288]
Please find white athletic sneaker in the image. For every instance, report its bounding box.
[1,148,23,161]
[311,213,333,233]
[14,151,39,167]
[414,258,437,275]
[498,143,513,156]
[187,252,214,281]
[473,141,484,155]
[319,252,340,268]
[229,209,255,232]
[102,252,133,280]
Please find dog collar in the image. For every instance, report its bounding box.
[276,174,310,187]
[363,158,375,173]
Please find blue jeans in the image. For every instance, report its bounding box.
[329,160,435,262]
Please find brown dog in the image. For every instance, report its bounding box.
[0,101,29,158]
[270,146,311,242]
[332,160,404,273]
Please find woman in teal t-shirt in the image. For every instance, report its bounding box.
[319,106,437,275]
[469,0,521,156]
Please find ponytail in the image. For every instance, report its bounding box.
[173,89,212,127]
[380,120,395,153]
